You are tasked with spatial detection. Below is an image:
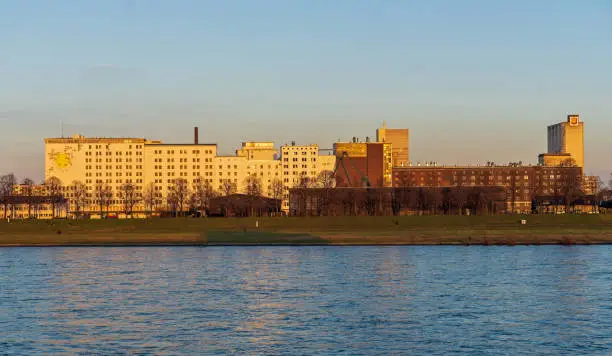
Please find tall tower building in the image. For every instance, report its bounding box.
[546,114,584,167]
[376,123,409,167]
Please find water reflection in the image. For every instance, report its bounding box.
[1,246,611,354]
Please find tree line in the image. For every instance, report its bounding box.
[290,186,507,216]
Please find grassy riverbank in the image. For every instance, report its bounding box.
[0,215,611,246]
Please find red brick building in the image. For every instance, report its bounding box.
[393,165,584,213]
[333,141,392,188]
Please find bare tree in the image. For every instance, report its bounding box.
[120,182,140,216]
[609,172,612,191]
[245,176,262,216]
[169,178,189,216]
[166,190,179,216]
[316,170,336,189]
[188,192,199,213]
[270,178,284,213]
[94,182,112,218]
[295,176,314,215]
[193,179,216,216]
[21,178,35,218]
[245,175,262,197]
[315,171,335,216]
[0,173,16,219]
[560,173,582,213]
[45,176,63,219]
[71,180,87,218]
[143,182,157,216]
[222,180,236,197]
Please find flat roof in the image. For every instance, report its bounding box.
[393,165,582,170]
[538,153,571,156]
[45,137,152,143]
[145,143,217,146]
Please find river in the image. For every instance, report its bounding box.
[1,246,611,355]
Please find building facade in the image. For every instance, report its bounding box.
[546,114,584,167]
[333,141,392,188]
[279,143,336,211]
[376,123,409,167]
[393,165,584,213]
[44,131,335,216]
[0,184,68,219]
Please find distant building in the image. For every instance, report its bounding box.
[546,114,584,167]
[393,165,584,213]
[0,184,68,219]
[333,140,392,188]
[376,123,409,167]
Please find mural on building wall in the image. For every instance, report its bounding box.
[47,146,75,175]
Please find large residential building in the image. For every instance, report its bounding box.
[376,123,409,167]
[544,114,584,167]
[44,129,335,215]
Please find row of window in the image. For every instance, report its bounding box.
[85,172,142,177]
[152,149,214,155]
[283,157,317,162]
[284,171,317,176]
[283,164,317,169]
[282,150,317,155]
[86,165,143,170]
[85,151,142,156]
[89,144,143,150]
[85,158,142,163]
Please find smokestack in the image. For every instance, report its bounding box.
[194,127,199,144]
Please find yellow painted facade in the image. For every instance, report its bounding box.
[546,114,584,167]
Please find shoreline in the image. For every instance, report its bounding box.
[1,234,612,247]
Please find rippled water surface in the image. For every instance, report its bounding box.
[1,246,612,355]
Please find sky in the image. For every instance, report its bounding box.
[1,0,611,182]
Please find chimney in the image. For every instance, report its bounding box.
[194,127,199,144]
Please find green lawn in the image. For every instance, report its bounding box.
[0,215,611,246]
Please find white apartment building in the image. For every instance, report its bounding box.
[44,130,336,215]
[279,143,336,210]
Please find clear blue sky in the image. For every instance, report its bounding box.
[1,0,611,181]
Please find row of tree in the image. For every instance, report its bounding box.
[0,173,291,218]
[3,171,611,218]
[290,187,507,216]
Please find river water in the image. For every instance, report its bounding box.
[1,246,611,355]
